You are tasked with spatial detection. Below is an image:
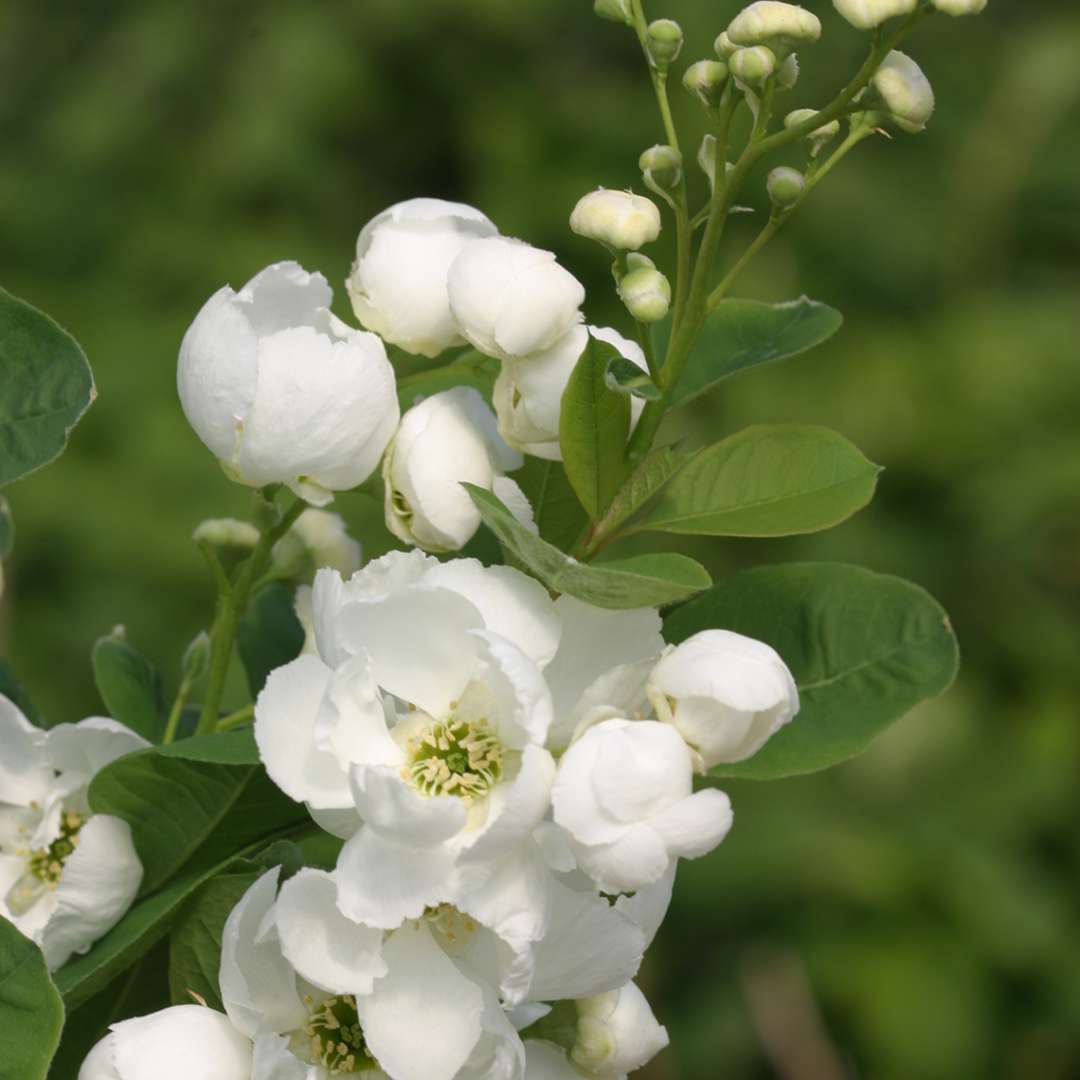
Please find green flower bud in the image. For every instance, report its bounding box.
[767,166,806,208]
[714,31,738,58]
[193,517,259,551]
[932,0,987,14]
[625,252,656,273]
[639,144,683,193]
[593,0,634,24]
[682,60,730,106]
[619,266,672,323]
[727,2,822,60]
[870,50,935,133]
[729,45,776,87]
[784,108,840,156]
[647,19,684,69]
[181,631,211,683]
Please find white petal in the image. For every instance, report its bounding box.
[574,981,668,1076]
[613,863,675,950]
[219,868,306,1039]
[78,1032,121,1080]
[254,655,352,810]
[0,851,56,941]
[313,652,402,771]
[0,693,50,807]
[40,814,142,970]
[589,722,692,824]
[306,804,362,840]
[349,765,466,847]
[647,788,733,860]
[250,1032,312,1080]
[523,1041,582,1080]
[109,1006,252,1080]
[359,921,484,1080]
[463,632,553,750]
[550,725,618,846]
[45,718,149,789]
[574,823,672,895]
[274,868,387,996]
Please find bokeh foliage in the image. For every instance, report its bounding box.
[2,1,1079,1076]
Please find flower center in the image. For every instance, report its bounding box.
[406,717,503,801]
[299,994,373,1075]
[4,809,85,917]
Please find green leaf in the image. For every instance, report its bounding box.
[0,658,44,727]
[466,484,711,609]
[599,445,689,537]
[605,355,661,401]
[88,745,308,893]
[156,728,260,765]
[0,287,95,486]
[512,458,588,552]
[637,425,879,537]
[237,583,305,698]
[0,918,63,1080]
[91,628,164,742]
[559,335,632,520]
[0,496,12,559]
[664,563,959,779]
[668,297,843,408]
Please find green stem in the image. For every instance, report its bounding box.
[196,495,306,735]
[162,675,192,745]
[636,321,661,381]
[216,703,255,732]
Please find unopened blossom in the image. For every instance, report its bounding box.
[727,2,821,57]
[0,695,146,969]
[932,0,987,14]
[178,261,399,506]
[571,982,669,1078]
[383,387,529,552]
[570,190,661,252]
[832,0,917,30]
[347,198,499,358]
[647,630,798,770]
[447,237,585,361]
[767,166,806,209]
[618,264,671,324]
[871,51,935,133]
[551,719,732,893]
[784,108,840,157]
[729,45,776,87]
[493,326,647,461]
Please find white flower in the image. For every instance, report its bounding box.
[551,719,732,893]
[0,696,147,969]
[871,50,935,133]
[178,261,399,506]
[78,1005,253,1080]
[493,327,647,462]
[571,982,669,1078]
[932,0,987,14]
[347,198,499,359]
[384,387,529,552]
[569,190,661,252]
[727,3,821,56]
[255,552,561,929]
[448,238,585,361]
[832,0,917,30]
[646,630,799,770]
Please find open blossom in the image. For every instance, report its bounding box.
[493,327,648,462]
[551,719,732,893]
[384,387,531,552]
[178,261,399,506]
[0,695,146,969]
[347,198,499,358]
[447,237,585,361]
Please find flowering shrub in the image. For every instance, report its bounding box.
[0,2,983,1077]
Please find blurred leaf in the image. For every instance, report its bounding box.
[91,628,164,742]
[0,288,95,486]
[560,334,632,520]
[0,658,44,727]
[466,484,711,609]
[237,583,305,698]
[636,425,879,537]
[513,458,588,551]
[668,298,843,407]
[0,497,12,559]
[0,917,63,1080]
[665,563,959,779]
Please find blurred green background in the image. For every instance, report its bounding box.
[2,0,1079,1076]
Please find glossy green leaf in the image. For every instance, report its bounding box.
[668,297,843,407]
[512,458,588,552]
[0,917,63,1080]
[91,629,164,742]
[600,445,689,536]
[664,563,959,779]
[0,287,95,486]
[237,583,305,698]
[156,728,260,765]
[637,425,879,537]
[605,355,661,401]
[466,484,711,609]
[559,335,632,520]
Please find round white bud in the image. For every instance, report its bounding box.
[872,50,935,133]
[767,166,806,208]
[784,108,841,156]
[570,189,662,251]
[728,2,822,58]
[619,265,672,323]
[646,19,684,67]
[832,0,918,30]
[639,144,684,191]
[572,983,670,1077]
[730,45,776,86]
[932,0,987,14]
[683,60,730,105]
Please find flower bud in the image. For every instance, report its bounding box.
[594,0,633,24]
[697,135,735,194]
[346,198,497,359]
[181,631,211,683]
[682,60,730,106]
[767,166,806,209]
[832,0,918,30]
[647,629,800,768]
[638,144,683,192]
[618,265,672,323]
[727,2,821,59]
[570,189,662,251]
[383,386,524,551]
[730,45,776,87]
[572,983,670,1077]
[932,0,987,14]
[714,31,738,58]
[192,517,259,551]
[784,107,841,156]
[288,508,362,576]
[871,50,935,133]
[646,19,684,68]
